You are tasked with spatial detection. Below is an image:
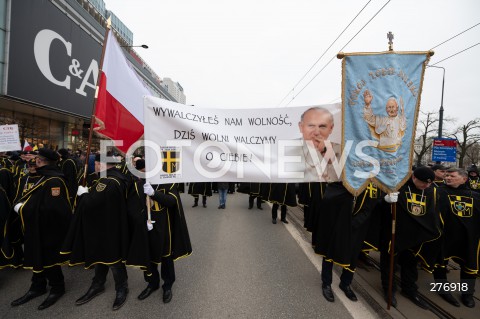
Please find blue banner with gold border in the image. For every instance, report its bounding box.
[340,51,431,194]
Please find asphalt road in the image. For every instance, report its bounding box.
[0,192,373,319]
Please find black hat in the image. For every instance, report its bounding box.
[38,148,60,161]
[58,148,69,159]
[467,164,478,174]
[431,164,447,171]
[413,166,435,183]
[135,159,145,170]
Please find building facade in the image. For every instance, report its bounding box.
[162,78,187,105]
[0,0,184,152]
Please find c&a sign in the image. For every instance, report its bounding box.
[7,0,102,118]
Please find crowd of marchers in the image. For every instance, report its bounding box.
[0,148,191,311]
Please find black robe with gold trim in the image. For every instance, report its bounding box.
[468,177,480,193]
[435,184,480,273]
[128,180,192,269]
[260,183,297,207]
[298,182,326,232]
[188,182,212,197]
[381,179,442,269]
[1,165,72,272]
[61,167,132,268]
[312,182,377,270]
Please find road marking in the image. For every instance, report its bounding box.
[282,214,377,319]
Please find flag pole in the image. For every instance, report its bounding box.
[387,201,397,310]
[82,17,112,186]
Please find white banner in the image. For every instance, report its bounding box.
[0,124,21,152]
[143,96,342,184]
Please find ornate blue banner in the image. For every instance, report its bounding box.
[341,51,431,194]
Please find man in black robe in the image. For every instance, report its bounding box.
[313,182,378,303]
[260,183,297,224]
[61,152,132,311]
[467,164,479,192]
[432,168,480,308]
[130,160,192,303]
[379,166,442,309]
[7,148,72,310]
[188,182,212,207]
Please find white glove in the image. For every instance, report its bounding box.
[143,182,155,196]
[147,221,154,231]
[77,186,89,196]
[384,192,399,203]
[14,202,24,213]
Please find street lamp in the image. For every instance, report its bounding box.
[428,65,445,138]
[121,44,149,49]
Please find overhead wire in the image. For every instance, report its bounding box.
[429,22,480,50]
[285,0,391,106]
[430,42,480,66]
[277,0,373,107]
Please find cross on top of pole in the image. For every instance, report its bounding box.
[387,31,394,51]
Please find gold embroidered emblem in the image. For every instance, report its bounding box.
[448,195,473,217]
[51,187,60,196]
[96,183,107,192]
[469,179,479,190]
[406,192,426,216]
[367,183,378,199]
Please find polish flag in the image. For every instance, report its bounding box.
[23,139,32,151]
[94,30,151,153]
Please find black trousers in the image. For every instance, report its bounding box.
[193,195,207,205]
[272,203,286,220]
[380,248,418,294]
[321,258,354,286]
[30,265,65,294]
[433,262,476,295]
[92,263,128,292]
[248,195,262,208]
[143,256,176,291]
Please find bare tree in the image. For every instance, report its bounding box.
[414,111,440,166]
[465,142,480,166]
[449,118,480,168]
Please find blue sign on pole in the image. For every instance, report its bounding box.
[432,138,457,162]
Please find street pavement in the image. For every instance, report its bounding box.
[0,192,377,319]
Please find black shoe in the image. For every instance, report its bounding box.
[218,205,223,209]
[38,291,65,310]
[248,206,253,210]
[11,289,47,307]
[440,293,460,307]
[383,290,397,308]
[257,206,263,210]
[192,203,198,207]
[113,288,129,311]
[203,204,207,208]
[461,294,475,308]
[339,284,357,302]
[137,286,158,300]
[281,219,289,224]
[163,289,172,303]
[322,284,334,302]
[222,205,225,209]
[401,291,429,310]
[75,285,105,306]
[272,218,277,224]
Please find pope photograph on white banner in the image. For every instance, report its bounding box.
[142,97,342,184]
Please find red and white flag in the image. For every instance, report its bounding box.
[94,30,151,153]
[23,139,32,151]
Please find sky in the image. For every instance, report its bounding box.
[105,0,480,133]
